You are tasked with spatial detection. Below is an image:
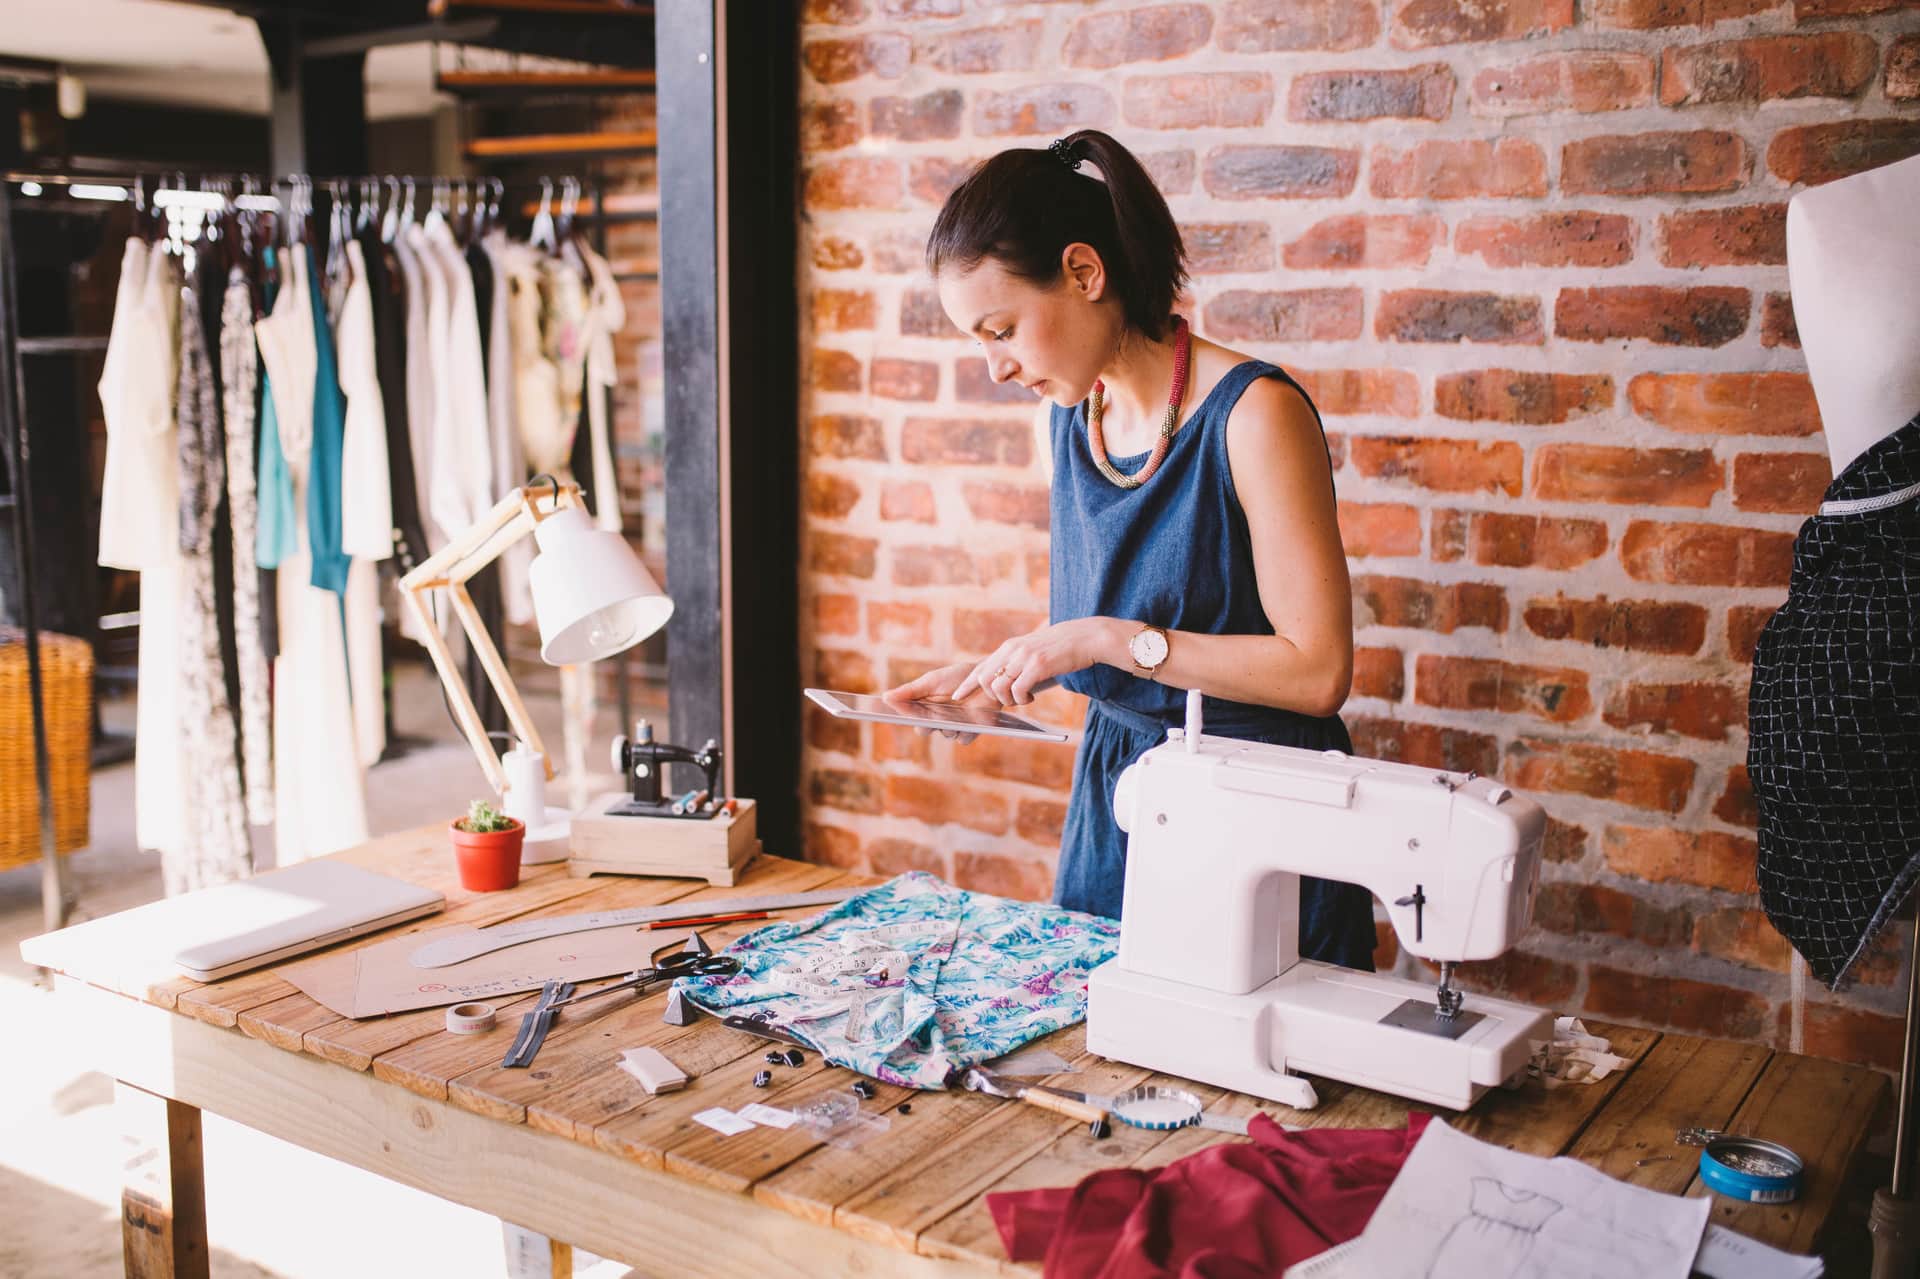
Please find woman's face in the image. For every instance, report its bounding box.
[935,251,1115,406]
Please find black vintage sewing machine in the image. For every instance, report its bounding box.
[607,720,726,820]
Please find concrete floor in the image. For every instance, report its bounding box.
[0,661,656,1279]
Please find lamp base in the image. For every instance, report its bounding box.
[568,793,759,885]
[513,806,573,865]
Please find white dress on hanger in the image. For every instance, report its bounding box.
[425,221,493,540]
[483,229,533,625]
[99,239,187,856]
[391,226,438,556]
[337,240,395,768]
[577,239,627,533]
[258,246,370,864]
[405,223,452,549]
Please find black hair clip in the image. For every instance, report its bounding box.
[1048,137,1080,171]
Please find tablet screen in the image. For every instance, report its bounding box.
[805,689,1069,741]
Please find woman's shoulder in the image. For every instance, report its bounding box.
[1189,337,1315,429]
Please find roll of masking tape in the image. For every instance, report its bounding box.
[446,1002,497,1034]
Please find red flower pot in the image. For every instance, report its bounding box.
[449,817,526,892]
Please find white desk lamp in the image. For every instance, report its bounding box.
[398,479,673,861]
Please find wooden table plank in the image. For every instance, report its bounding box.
[836,1043,1155,1255]
[749,1022,1086,1233]
[1687,1050,1890,1253]
[917,1068,1224,1270]
[1565,1033,1772,1194]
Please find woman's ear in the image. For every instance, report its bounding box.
[1061,242,1107,302]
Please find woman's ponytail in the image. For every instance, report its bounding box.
[927,130,1188,342]
[1059,131,1187,342]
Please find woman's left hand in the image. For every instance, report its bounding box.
[953,618,1119,706]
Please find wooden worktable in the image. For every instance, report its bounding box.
[22,827,1890,1277]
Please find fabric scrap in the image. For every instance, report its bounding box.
[989,1113,1431,1279]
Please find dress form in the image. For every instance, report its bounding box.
[1785,152,1920,477]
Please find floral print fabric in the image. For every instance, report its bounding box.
[675,872,1121,1089]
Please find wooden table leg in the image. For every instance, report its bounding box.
[502,1221,574,1278]
[118,1080,210,1279]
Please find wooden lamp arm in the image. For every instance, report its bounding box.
[398,482,585,795]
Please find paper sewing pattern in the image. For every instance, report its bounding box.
[1429,1179,1561,1278]
[1344,1120,1710,1279]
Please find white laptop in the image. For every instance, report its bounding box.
[19,860,445,983]
[165,861,445,980]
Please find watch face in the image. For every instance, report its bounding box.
[1131,628,1168,667]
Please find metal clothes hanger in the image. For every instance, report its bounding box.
[529,177,556,254]
[324,179,350,297]
[380,175,400,244]
[422,176,445,235]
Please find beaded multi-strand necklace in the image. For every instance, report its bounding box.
[1085,315,1191,490]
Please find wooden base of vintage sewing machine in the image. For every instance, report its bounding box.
[567,794,759,885]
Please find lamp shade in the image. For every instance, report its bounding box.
[526,504,674,665]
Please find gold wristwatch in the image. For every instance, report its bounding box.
[1128,625,1170,679]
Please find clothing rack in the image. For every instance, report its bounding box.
[1,164,635,924]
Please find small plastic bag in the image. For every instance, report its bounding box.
[792,1090,893,1150]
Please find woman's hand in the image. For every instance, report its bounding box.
[883,660,1000,743]
[953,617,1119,706]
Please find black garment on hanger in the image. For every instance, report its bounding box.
[568,362,599,521]
[195,247,245,756]
[1751,412,1920,988]
[357,224,427,572]
[467,240,494,372]
[454,236,507,739]
[256,251,280,667]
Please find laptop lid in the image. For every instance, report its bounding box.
[168,861,445,981]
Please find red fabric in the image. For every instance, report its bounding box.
[988,1113,1431,1279]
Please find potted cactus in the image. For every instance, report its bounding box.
[449,800,525,892]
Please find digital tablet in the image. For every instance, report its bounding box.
[805,688,1070,742]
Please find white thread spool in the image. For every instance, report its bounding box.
[502,739,572,864]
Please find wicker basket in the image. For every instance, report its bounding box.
[0,628,92,868]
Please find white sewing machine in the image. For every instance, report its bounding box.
[1086,691,1553,1112]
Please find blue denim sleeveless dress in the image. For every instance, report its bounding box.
[1049,358,1377,971]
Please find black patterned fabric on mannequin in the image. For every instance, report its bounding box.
[1750,412,1920,988]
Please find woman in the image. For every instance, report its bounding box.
[885,130,1376,971]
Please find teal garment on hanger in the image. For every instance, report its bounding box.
[305,241,350,595]
[254,247,297,570]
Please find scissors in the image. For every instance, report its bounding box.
[501,943,740,1069]
[545,949,740,1013]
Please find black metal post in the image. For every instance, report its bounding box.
[658,0,724,798]
[0,178,71,933]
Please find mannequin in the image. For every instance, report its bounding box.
[1775,151,1920,1279]
[1785,151,1920,474]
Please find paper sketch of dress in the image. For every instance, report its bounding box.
[1426,1178,1561,1278]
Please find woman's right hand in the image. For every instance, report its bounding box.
[884,661,991,743]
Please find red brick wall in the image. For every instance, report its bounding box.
[795,0,1920,1071]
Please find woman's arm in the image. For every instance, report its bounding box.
[951,375,1353,716]
[1125,375,1353,714]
